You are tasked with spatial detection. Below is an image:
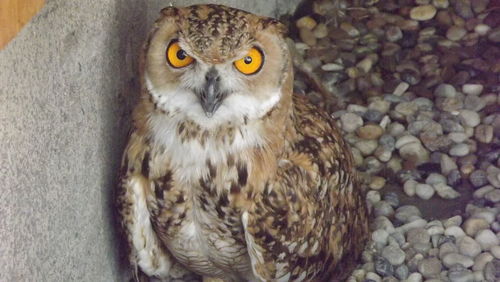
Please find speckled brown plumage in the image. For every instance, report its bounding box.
[117,4,368,282]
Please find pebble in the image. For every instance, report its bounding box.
[366,271,382,282]
[296,16,317,30]
[404,180,418,197]
[458,236,482,258]
[475,125,493,143]
[440,242,459,259]
[440,154,458,176]
[357,124,384,140]
[382,245,406,265]
[473,185,494,199]
[473,252,494,271]
[453,0,474,19]
[474,24,491,36]
[406,272,423,282]
[415,183,435,200]
[320,63,344,71]
[426,173,447,185]
[373,229,389,246]
[395,205,422,223]
[434,183,461,199]
[462,84,484,95]
[341,112,363,132]
[395,264,409,280]
[434,84,456,98]
[445,226,466,238]
[469,170,488,188]
[446,26,467,41]
[407,228,431,244]
[486,166,500,188]
[448,268,474,282]
[443,253,474,268]
[356,139,379,156]
[484,189,500,203]
[458,110,480,127]
[374,201,395,217]
[491,246,500,259]
[418,257,442,278]
[400,142,430,164]
[374,255,394,277]
[449,143,470,157]
[487,27,500,43]
[433,0,449,8]
[475,229,499,251]
[410,5,437,21]
[462,218,490,237]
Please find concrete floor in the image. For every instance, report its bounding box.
[0,0,299,281]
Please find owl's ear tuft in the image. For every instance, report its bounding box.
[260,17,287,36]
[160,6,179,17]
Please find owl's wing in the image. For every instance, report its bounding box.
[242,95,368,281]
[117,131,186,280]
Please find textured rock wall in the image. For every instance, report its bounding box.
[0,0,298,281]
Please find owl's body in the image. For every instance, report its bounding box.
[118,5,368,281]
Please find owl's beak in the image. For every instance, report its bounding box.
[197,68,225,117]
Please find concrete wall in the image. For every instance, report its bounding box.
[0,0,299,281]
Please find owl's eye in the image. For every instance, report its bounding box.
[234,47,264,75]
[166,40,194,68]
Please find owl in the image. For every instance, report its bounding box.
[117,4,368,282]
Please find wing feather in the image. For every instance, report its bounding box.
[242,95,369,281]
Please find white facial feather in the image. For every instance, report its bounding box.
[145,67,281,182]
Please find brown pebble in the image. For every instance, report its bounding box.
[357,124,384,140]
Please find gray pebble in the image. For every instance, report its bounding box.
[407,227,431,244]
[469,170,488,188]
[443,253,474,268]
[374,255,394,277]
[418,257,442,278]
[382,245,406,265]
[395,264,409,280]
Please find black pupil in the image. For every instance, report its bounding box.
[177,50,187,60]
[244,56,252,64]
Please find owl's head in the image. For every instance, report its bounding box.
[143,5,292,129]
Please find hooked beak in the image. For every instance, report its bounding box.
[196,68,226,117]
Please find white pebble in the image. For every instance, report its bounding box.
[449,143,470,157]
[473,252,494,271]
[444,215,463,228]
[462,84,484,95]
[416,183,435,200]
[395,135,421,149]
[475,229,499,251]
[382,245,406,265]
[406,272,423,282]
[459,110,481,127]
[341,112,363,133]
[404,180,418,197]
[474,24,491,36]
[434,183,461,199]
[365,271,381,282]
[442,253,474,268]
[372,229,389,246]
[457,236,481,258]
[473,185,495,199]
[321,63,344,71]
[491,246,500,259]
[393,82,410,96]
[397,219,428,233]
[445,226,466,239]
[426,173,447,185]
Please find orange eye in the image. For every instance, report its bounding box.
[166,40,194,68]
[234,47,264,75]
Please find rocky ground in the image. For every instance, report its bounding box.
[286,0,499,281]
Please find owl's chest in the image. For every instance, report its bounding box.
[151,177,251,278]
[149,149,254,278]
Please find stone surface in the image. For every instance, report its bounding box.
[0,0,302,281]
